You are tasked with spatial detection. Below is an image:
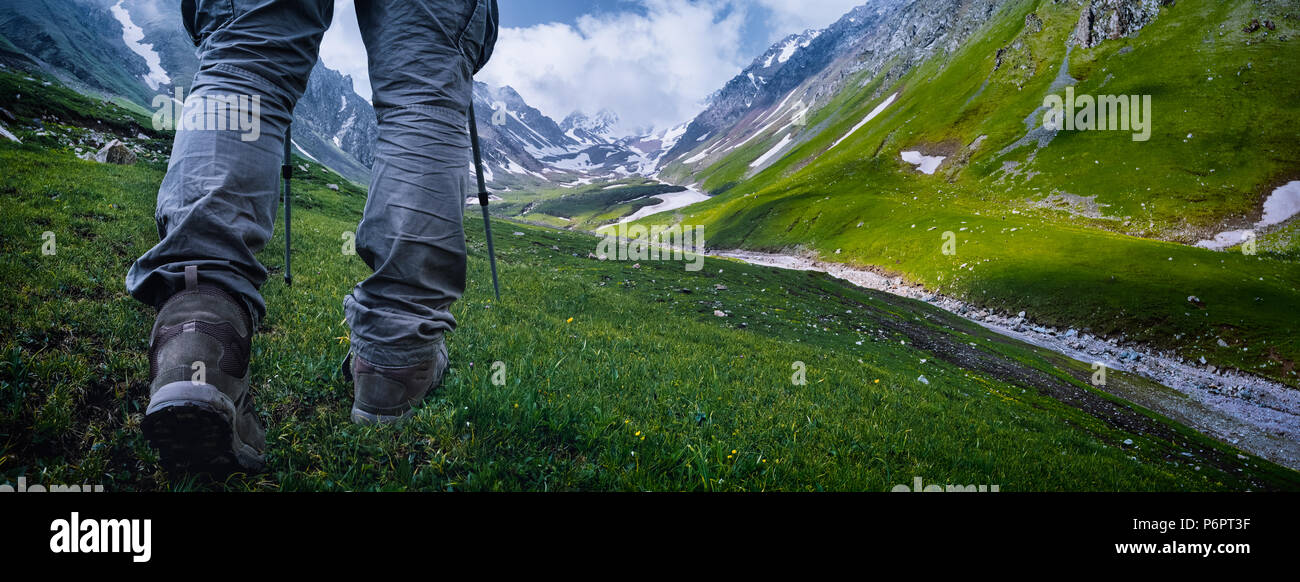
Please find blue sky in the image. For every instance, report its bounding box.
[320,0,868,133]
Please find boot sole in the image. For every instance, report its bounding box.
[143,381,265,475]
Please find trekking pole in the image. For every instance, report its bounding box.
[282,124,293,286]
[467,102,501,300]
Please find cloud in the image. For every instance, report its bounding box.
[319,1,371,100]
[752,0,868,41]
[478,0,750,133]
[318,0,871,133]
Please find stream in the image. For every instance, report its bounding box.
[713,248,1300,470]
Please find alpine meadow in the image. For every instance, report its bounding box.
[0,0,1297,493]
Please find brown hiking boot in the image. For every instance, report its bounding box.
[141,266,265,473]
[344,339,448,425]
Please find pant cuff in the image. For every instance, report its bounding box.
[348,333,445,368]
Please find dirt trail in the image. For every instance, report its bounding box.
[714,249,1300,472]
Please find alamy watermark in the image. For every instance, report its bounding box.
[1043,87,1151,142]
[892,476,1000,492]
[595,223,706,272]
[1092,362,1108,387]
[49,512,151,563]
[491,101,508,126]
[152,87,262,142]
[1,476,104,493]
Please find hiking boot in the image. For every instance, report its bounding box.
[344,339,448,425]
[141,266,265,474]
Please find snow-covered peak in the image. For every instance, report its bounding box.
[561,109,622,145]
[759,29,822,70]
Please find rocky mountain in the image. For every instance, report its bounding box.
[658,0,1190,184]
[618,122,690,175]
[709,27,823,112]
[0,0,162,106]
[659,0,1018,178]
[560,109,620,146]
[0,0,679,190]
[479,84,576,158]
[469,81,580,191]
[1072,0,1172,48]
[291,61,377,181]
[0,0,378,182]
[469,83,700,189]
[2,0,832,188]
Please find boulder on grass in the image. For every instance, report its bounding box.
[94,139,136,165]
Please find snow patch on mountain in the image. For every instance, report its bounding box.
[292,139,319,163]
[562,110,621,146]
[750,134,794,168]
[1196,181,1300,250]
[468,160,494,183]
[552,152,593,171]
[776,31,819,64]
[900,150,945,174]
[618,187,711,223]
[110,0,170,90]
[829,93,897,150]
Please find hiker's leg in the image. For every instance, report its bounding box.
[125,0,334,326]
[345,0,498,367]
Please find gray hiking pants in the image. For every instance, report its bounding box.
[126,0,498,367]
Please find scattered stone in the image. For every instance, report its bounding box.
[93,139,136,164]
[1217,338,1229,348]
[917,375,930,385]
[512,231,525,236]
[714,284,727,291]
[1024,12,1043,33]
[713,310,727,317]
[327,183,339,191]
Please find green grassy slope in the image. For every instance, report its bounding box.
[0,69,162,140]
[0,0,160,107]
[637,0,1300,387]
[489,178,684,230]
[2,137,1298,491]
